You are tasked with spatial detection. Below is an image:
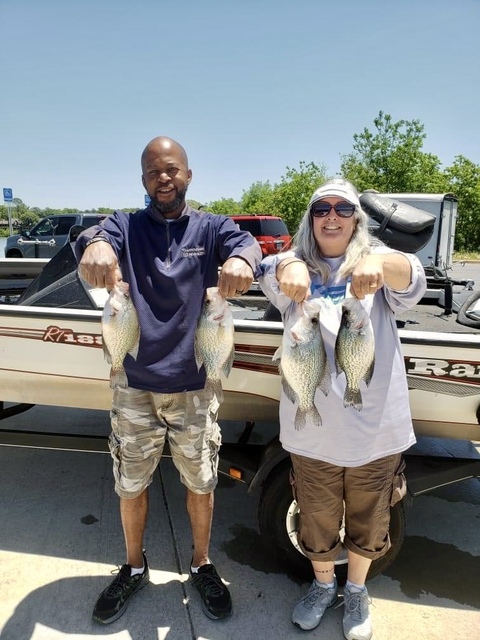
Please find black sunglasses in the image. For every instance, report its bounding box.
[310,202,356,218]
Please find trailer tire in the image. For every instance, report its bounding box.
[258,462,406,585]
[456,290,480,328]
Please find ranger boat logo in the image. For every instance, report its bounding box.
[406,357,480,396]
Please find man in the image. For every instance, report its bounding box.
[76,136,261,624]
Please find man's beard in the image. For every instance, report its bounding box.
[153,186,188,215]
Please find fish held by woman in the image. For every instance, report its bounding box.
[274,300,331,430]
[334,296,375,411]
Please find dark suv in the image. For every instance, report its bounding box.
[230,215,291,256]
[4,213,107,258]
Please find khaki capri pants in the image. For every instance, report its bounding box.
[290,453,406,562]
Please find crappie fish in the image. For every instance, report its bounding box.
[194,287,235,403]
[274,300,331,430]
[101,281,140,389]
[334,297,375,411]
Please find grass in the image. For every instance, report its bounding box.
[453,251,480,262]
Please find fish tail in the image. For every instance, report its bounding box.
[294,405,322,430]
[294,408,307,430]
[205,377,224,404]
[222,346,235,378]
[110,367,128,389]
[308,405,322,427]
[343,386,363,411]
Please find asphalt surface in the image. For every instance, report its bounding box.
[0,405,479,640]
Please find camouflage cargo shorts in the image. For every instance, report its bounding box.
[109,386,222,498]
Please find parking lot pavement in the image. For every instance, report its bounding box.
[0,407,480,639]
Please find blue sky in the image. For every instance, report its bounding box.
[1,0,479,211]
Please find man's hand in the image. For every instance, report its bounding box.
[217,257,254,298]
[78,240,122,290]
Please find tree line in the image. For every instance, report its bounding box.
[2,112,479,251]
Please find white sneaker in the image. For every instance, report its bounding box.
[342,586,372,640]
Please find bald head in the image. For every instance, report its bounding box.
[141,136,189,172]
[141,136,192,218]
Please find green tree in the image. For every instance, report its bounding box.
[443,155,480,252]
[341,111,445,193]
[187,199,203,210]
[10,198,41,229]
[205,197,242,215]
[271,161,328,234]
[240,181,275,215]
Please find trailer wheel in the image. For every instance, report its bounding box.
[456,290,480,328]
[258,462,406,585]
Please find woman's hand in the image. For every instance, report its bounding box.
[351,253,412,299]
[350,254,384,300]
[277,259,311,303]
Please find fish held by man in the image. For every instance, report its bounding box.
[334,296,375,411]
[101,281,140,389]
[274,300,331,430]
[194,287,235,403]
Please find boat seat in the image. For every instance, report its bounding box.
[360,191,436,253]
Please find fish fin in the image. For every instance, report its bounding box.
[343,386,363,411]
[319,357,332,396]
[222,346,235,378]
[364,358,375,387]
[272,346,282,362]
[206,378,224,404]
[194,340,204,372]
[282,378,297,405]
[334,344,343,377]
[128,343,139,361]
[110,367,128,390]
[103,345,112,365]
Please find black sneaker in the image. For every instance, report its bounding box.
[190,563,232,620]
[92,553,150,624]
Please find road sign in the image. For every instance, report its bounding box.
[144,194,151,206]
[3,188,13,202]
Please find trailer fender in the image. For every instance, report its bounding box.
[246,437,289,495]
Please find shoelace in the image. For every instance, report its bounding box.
[343,591,372,621]
[105,568,138,598]
[302,585,332,608]
[194,571,225,597]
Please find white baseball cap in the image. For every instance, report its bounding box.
[309,178,361,209]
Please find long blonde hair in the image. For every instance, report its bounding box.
[293,179,383,283]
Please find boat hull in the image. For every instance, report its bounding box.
[0,306,479,441]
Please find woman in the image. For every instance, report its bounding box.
[257,179,426,640]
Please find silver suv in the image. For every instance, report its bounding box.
[4,213,106,258]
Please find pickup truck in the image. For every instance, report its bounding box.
[0,193,479,584]
[4,213,106,259]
